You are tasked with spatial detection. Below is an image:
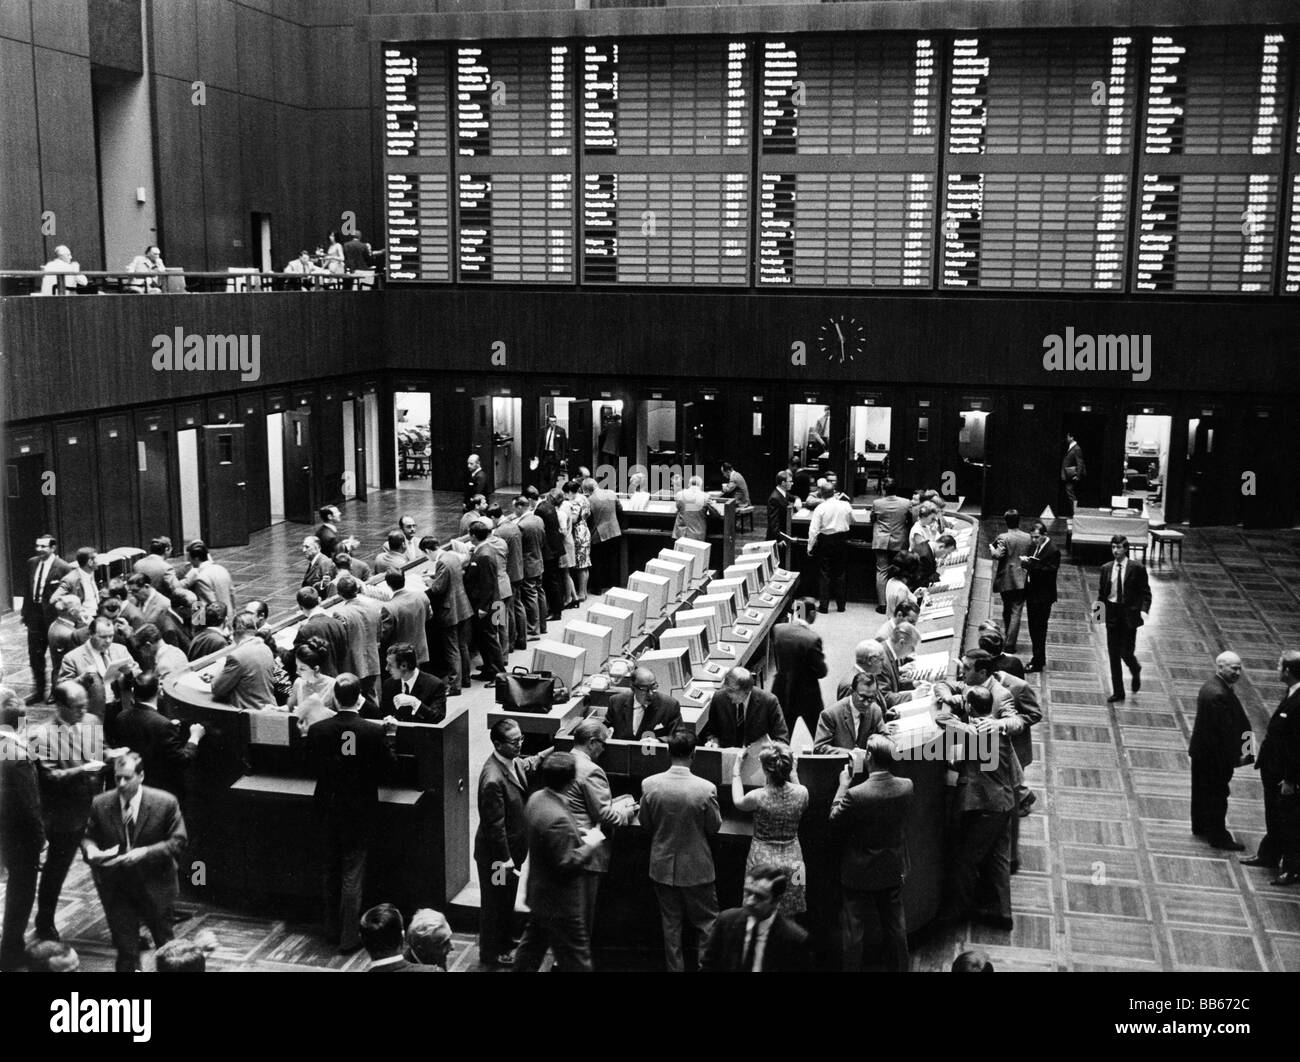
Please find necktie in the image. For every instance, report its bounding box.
[735,703,745,740]
[1112,563,1123,604]
[36,558,50,597]
[742,922,758,972]
[546,428,554,451]
[403,681,410,697]
[856,711,870,748]
[122,804,134,849]
[514,761,527,790]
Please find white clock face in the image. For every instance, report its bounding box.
[818,314,865,363]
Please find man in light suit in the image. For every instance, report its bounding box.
[771,598,828,737]
[421,537,473,695]
[374,530,410,576]
[834,639,914,709]
[1097,534,1151,703]
[1021,521,1060,673]
[673,476,712,542]
[1242,651,1300,884]
[1189,652,1252,851]
[563,720,630,937]
[494,507,528,652]
[333,575,385,699]
[698,667,789,748]
[514,751,604,972]
[133,537,178,594]
[300,535,336,590]
[870,484,913,609]
[81,751,187,971]
[701,865,812,973]
[535,415,568,491]
[719,462,750,507]
[180,540,236,628]
[815,671,891,755]
[605,667,682,741]
[880,622,920,700]
[58,547,101,620]
[58,616,137,721]
[831,735,914,971]
[586,480,624,595]
[1061,432,1086,515]
[640,729,722,972]
[990,510,1034,654]
[22,534,74,704]
[379,568,431,669]
[126,573,171,634]
[210,614,277,711]
[473,719,547,967]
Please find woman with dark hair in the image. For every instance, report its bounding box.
[885,551,925,615]
[730,742,809,917]
[567,477,592,602]
[287,637,336,735]
[322,231,345,285]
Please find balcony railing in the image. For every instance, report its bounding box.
[0,266,386,297]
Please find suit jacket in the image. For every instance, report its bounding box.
[721,470,750,507]
[914,540,939,586]
[672,489,711,541]
[830,770,914,890]
[700,908,811,972]
[0,731,44,854]
[295,611,348,676]
[698,688,789,748]
[186,628,230,661]
[536,426,568,459]
[562,748,622,875]
[834,668,914,708]
[425,550,473,627]
[870,495,913,551]
[1189,675,1252,770]
[305,710,397,834]
[369,957,441,973]
[315,523,340,558]
[132,588,172,632]
[1022,538,1061,604]
[771,621,827,720]
[463,542,501,614]
[814,696,887,754]
[495,519,526,583]
[605,689,682,741]
[83,786,187,909]
[518,514,546,579]
[334,594,385,679]
[379,671,446,724]
[302,553,336,589]
[380,588,431,664]
[114,702,197,798]
[210,639,277,711]
[767,488,795,540]
[473,752,542,867]
[1256,686,1300,786]
[639,765,721,886]
[156,608,191,653]
[992,528,1033,593]
[992,669,1041,766]
[486,535,512,601]
[523,788,598,923]
[879,645,915,697]
[32,718,105,832]
[133,554,178,594]
[58,640,135,718]
[465,467,488,505]
[23,554,74,628]
[1061,442,1086,482]
[587,489,623,544]
[1097,559,1152,629]
[181,562,236,625]
[374,549,408,575]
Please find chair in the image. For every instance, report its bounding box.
[226,268,262,293]
[1149,527,1184,566]
[736,505,754,532]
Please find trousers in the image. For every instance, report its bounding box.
[96,876,175,972]
[320,821,368,951]
[36,829,84,933]
[1104,620,1140,696]
[817,533,849,611]
[841,884,908,972]
[944,809,1013,920]
[1190,755,1233,840]
[1026,598,1053,667]
[476,857,520,959]
[1000,590,1026,653]
[653,881,718,972]
[514,911,593,973]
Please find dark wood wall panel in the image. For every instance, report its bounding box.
[32,0,89,54]
[151,75,208,269]
[195,0,238,92]
[96,414,139,547]
[0,0,32,40]
[201,85,246,267]
[146,0,196,81]
[53,418,100,551]
[36,48,101,269]
[0,36,44,273]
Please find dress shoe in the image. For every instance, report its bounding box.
[447,688,462,697]
[1131,665,1142,693]
[492,951,516,967]
[1018,791,1037,817]
[547,612,562,622]
[1270,872,1300,887]
[1240,855,1277,868]
[24,691,47,706]
[527,633,541,641]
[837,605,846,613]
[1209,836,1246,852]
[816,606,829,614]
[1025,663,1044,673]
[875,606,887,615]
[1010,859,1020,875]
[513,643,527,652]
[1107,693,1125,703]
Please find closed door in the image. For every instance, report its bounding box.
[6,454,50,597]
[902,405,942,496]
[1185,413,1236,526]
[137,429,176,547]
[282,410,315,525]
[97,418,138,547]
[346,398,368,501]
[200,425,248,547]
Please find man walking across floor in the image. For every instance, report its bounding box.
[1061,432,1086,515]
[22,534,73,704]
[563,719,629,939]
[990,510,1033,654]
[700,865,812,973]
[535,414,568,491]
[807,484,853,614]
[639,729,722,972]
[1242,650,1300,885]
[1021,520,1060,673]
[870,482,913,611]
[1189,651,1252,851]
[1096,534,1150,704]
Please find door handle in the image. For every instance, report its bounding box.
[236,482,246,487]
[302,466,310,471]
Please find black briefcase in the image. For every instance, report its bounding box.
[494,667,567,713]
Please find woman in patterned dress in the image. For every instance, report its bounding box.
[566,478,593,602]
[730,742,809,917]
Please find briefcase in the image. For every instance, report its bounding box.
[494,666,567,713]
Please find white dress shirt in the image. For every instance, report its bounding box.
[807,498,853,552]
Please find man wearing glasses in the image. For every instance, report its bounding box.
[605,667,682,741]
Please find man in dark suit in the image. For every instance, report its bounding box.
[516,495,548,638]
[422,539,474,694]
[23,534,74,704]
[915,532,956,587]
[81,751,187,972]
[1189,652,1251,851]
[360,903,439,972]
[698,667,789,748]
[990,510,1033,654]
[1097,534,1151,703]
[315,506,342,559]
[300,535,336,591]
[870,485,913,609]
[186,601,230,661]
[514,751,604,972]
[1021,520,1060,673]
[494,508,528,652]
[831,735,914,971]
[640,729,722,972]
[379,569,431,668]
[605,667,682,740]
[767,471,798,543]
[535,487,566,620]
[701,865,812,973]
[378,643,446,724]
[294,587,347,677]
[770,598,828,737]
[114,671,205,804]
[815,671,890,754]
[473,718,547,967]
[977,624,1025,679]
[0,723,45,971]
[535,415,568,491]
[465,521,505,682]
[125,573,171,634]
[133,537,178,594]
[1242,651,1300,884]
[466,452,488,506]
[305,674,398,953]
[1061,432,1086,515]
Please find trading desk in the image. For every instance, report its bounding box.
[161,555,471,915]
[620,493,737,574]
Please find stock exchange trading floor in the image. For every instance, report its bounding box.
[1,491,1297,971]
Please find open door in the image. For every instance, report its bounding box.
[137,427,177,547]
[347,398,368,502]
[471,396,496,496]
[1061,410,1112,511]
[282,410,315,525]
[199,425,248,548]
[1184,409,1237,527]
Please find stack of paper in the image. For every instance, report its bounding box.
[938,567,966,589]
[920,604,954,621]
[908,652,950,682]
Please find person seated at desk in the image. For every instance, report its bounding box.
[835,639,916,709]
[884,552,926,617]
[719,462,750,507]
[815,671,892,755]
[874,599,920,644]
[673,476,711,541]
[376,642,446,724]
[698,667,788,748]
[880,622,921,698]
[605,667,681,741]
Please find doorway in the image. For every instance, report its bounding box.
[177,429,202,545]
[849,405,893,502]
[594,400,626,473]
[538,395,592,488]
[956,408,990,514]
[491,397,522,494]
[395,392,432,489]
[1062,410,1111,512]
[266,414,286,522]
[1122,414,1170,520]
[363,393,381,491]
[790,403,832,475]
[639,399,677,486]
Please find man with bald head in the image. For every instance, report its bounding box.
[836,639,915,708]
[605,666,682,741]
[1189,651,1251,851]
[699,667,788,748]
[466,453,488,506]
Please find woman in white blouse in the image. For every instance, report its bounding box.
[287,639,337,735]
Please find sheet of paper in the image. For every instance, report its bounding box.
[247,709,291,747]
[939,568,966,588]
[908,653,950,682]
[920,605,954,620]
[720,738,771,785]
[921,626,955,642]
